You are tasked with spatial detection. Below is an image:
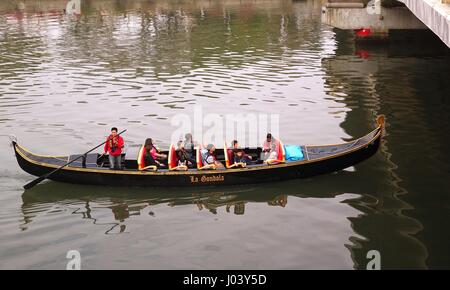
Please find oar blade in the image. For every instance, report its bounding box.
[23,175,47,190]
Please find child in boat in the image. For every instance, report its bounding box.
[231,140,252,164]
[201,144,224,169]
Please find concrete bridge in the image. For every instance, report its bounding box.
[322,0,450,48]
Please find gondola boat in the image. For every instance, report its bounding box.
[12,116,385,187]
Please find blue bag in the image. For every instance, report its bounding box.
[284,145,304,161]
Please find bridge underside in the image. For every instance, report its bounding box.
[399,0,450,48]
[322,0,450,47]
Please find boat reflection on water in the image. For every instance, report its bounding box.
[21,182,299,234]
[20,182,305,224]
[20,170,363,232]
[21,169,367,214]
[20,162,428,268]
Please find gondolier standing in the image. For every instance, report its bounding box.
[104,127,124,169]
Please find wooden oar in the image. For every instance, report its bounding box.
[23,129,127,190]
[97,152,106,162]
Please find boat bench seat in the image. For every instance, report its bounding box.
[68,153,99,168]
[124,146,140,169]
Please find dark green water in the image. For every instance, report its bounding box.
[0,0,449,269]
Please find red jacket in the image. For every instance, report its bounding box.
[104,135,124,156]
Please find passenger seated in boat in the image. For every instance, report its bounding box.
[140,138,167,169]
[231,140,252,164]
[138,139,158,170]
[262,133,278,161]
[201,144,224,169]
[176,140,195,168]
[182,133,197,162]
[262,134,286,165]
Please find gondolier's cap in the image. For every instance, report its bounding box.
[206,144,214,150]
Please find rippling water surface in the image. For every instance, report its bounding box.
[0,0,449,269]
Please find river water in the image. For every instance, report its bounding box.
[0,0,449,269]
